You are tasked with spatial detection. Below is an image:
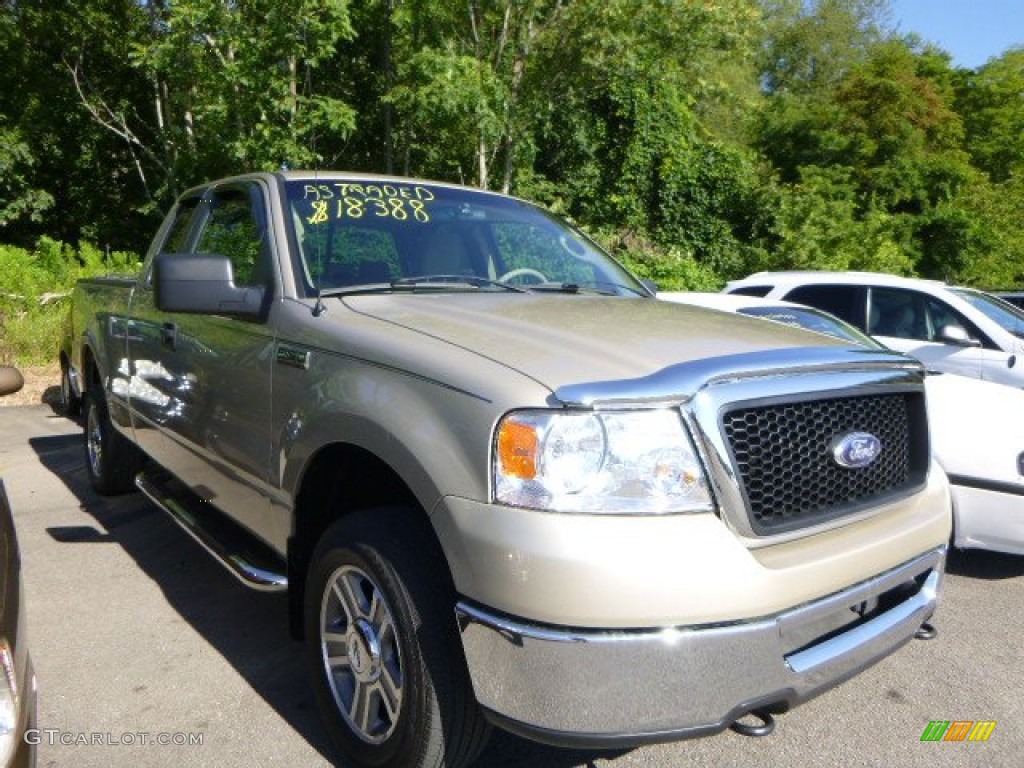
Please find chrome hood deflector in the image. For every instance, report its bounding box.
[555,346,921,406]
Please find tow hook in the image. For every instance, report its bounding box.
[730,709,776,737]
[915,621,937,640]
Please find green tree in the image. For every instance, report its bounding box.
[832,42,969,212]
[756,29,976,278]
[759,0,888,96]
[1,0,156,249]
[517,0,765,277]
[384,0,562,191]
[760,166,914,274]
[2,1,359,252]
[956,48,1024,183]
[939,174,1024,287]
[0,125,54,229]
[122,0,356,184]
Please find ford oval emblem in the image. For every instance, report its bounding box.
[832,432,882,469]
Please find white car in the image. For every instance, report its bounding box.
[723,271,1024,388]
[662,292,1024,556]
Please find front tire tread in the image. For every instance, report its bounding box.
[305,507,490,768]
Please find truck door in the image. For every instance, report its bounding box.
[132,181,279,546]
[127,194,203,466]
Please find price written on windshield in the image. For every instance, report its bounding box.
[303,183,434,224]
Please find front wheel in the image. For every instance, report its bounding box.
[305,508,490,768]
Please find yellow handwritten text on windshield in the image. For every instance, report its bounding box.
[303,183,434,224]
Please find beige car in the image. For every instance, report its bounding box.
[65,173,951,768]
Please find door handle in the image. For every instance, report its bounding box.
[160,322,177,349]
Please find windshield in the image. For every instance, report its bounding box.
[951,288,1024,339]
[284,178,647,297]
[739,305,884,348]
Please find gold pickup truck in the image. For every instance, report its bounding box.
[62,172,951,768]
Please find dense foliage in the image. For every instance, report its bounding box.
[1,1,1022,362]
[0,240,139,364]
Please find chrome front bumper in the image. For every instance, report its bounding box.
[456,546,944,747]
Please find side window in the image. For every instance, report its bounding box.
[868,288,929,339]
[784,285,864,328]
[162,197,201,253]
[195,186,268,286]
[922,296,993,348]
[729,285,772,298]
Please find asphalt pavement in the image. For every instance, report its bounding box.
[1,403,1021,767]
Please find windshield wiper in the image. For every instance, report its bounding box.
[313,275,643,300]
[527,280,645,296]
[528,282,584,294]
[315,283,398,299]
[315,275,528,299]
[390,275,528,292]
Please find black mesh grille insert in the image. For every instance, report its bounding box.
[721,392,926,534]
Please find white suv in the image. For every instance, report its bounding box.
[725,271,1024,388]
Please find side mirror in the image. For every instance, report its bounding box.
[0,366,24,397]
[153,252,266,319]
[937,324,981,348]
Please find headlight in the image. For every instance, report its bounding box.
[493,409,712,513]
[0,639,19,766]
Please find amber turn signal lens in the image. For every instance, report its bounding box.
[497,419,539,479]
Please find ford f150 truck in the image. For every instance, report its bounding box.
[62,172,951,768]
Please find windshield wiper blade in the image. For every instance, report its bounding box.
[316,283,397,298]
[316,276,640,298]
[528,282,583,294]
[527,280,643,296]
[314,276,527,298]
[390,275,528,292]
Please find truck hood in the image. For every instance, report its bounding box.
[341,293,871,400]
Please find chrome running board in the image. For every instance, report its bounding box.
[136,469,288,592]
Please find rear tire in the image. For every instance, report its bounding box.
[84,382,144,495]
[305,508,491,768]
[60,362,81,417]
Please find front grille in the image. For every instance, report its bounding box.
[721,392,927,534]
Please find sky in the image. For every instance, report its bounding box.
[889,0,1023,69]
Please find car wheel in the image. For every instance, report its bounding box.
[61,362,81,417]
[84,382,144,495]
[305,508,490,768]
